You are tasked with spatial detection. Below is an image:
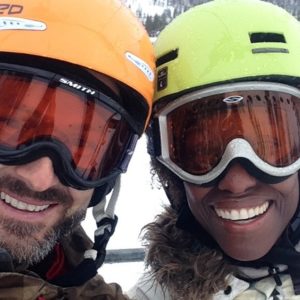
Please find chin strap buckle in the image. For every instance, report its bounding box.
[269,266,282,286]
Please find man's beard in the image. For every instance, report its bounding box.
[0,209,86,266]
[0,175,88,266]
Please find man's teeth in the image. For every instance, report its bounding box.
[215,202,269,221]
[0,192,49,212]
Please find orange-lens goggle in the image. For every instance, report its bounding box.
[0,63,138,189]
[155,82,300,185]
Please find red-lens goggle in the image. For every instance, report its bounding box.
[155,82,300,185]
[0,63,139,189]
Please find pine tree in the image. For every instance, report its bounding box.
[142,0,300,36]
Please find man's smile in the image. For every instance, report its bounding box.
[0,191,50,212]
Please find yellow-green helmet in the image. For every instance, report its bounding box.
[154,0,300,102]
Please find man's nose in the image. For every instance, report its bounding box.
[15,157,60,192]
[218,162,257,194]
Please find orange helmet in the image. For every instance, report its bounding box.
[0,0,155,273]
[0,0,155,129]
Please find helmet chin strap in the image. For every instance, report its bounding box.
[50,175,121,287]
[84,174,121,268]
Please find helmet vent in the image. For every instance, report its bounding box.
[249,32,288,54]
[252,48,289,54]
[249,32,286,44]
[156,49,178,67]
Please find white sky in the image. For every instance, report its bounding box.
[82,135,168,291]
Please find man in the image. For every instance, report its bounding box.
[128,0,300,299]
[0,0,155,299]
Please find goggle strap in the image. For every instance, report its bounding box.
[120,134,139,173]
[147,120,162,157]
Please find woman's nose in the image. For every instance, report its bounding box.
[218,162,257,194]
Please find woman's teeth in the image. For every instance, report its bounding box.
[0,192,49,212]
[214,202,269,221]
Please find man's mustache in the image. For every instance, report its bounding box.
[0,175,72,204]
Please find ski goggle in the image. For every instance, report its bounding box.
[0,63,139,189]
[155,82,300,185]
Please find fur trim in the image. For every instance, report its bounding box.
[142,207,234,300]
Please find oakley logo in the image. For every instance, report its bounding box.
[223,95,244,104]
[59,78,96,96]
[0,17,46,31]
[125,52,154,82]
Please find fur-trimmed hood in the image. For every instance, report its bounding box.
[138,205,300,300]
[141,207,233,300]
